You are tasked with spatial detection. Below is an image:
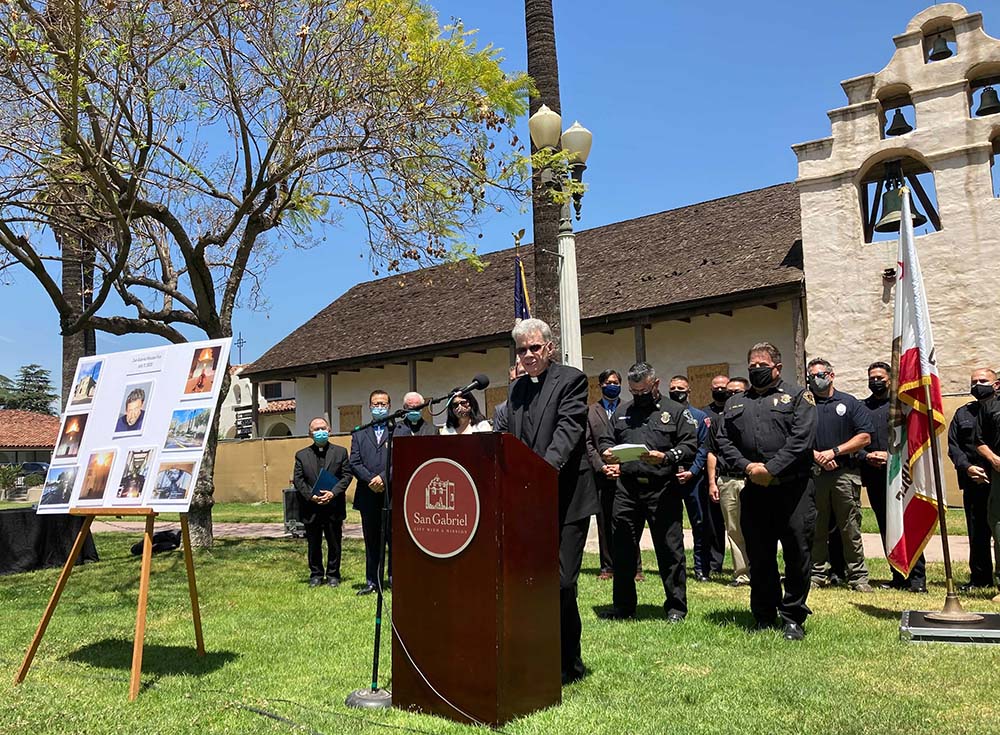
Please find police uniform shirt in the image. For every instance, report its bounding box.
[861,395,890,453]
[601,396,698,483]
[714,378,817,479]
[812,389,874,463]
[950,401,991,474]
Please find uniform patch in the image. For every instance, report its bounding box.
[660,411,671,424]
[780,394,792,404]
[682,410,697,426]
[803,391,816,406]
[836,403,847,416]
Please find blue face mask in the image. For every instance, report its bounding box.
[602,384,621,400]
[405,410,422,423]
[371,407,389,421]
[312,430,329,446]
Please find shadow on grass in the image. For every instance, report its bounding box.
[704,607,759,631]
[590,603,670,621]
[62,639,238,677]
[851,603,902,621]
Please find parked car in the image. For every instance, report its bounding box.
[19,462,49,477]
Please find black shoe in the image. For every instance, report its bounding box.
[356,582,376,596]
[907,584,928,594]
[598,608,635,621]
[959,582,990,593]
[309,577,324,587]
[666,612,685,624]
[782,622,805,641]
[561,668,585,686]
[694,572,710,583]
[752,617,779,631]
[328,577,340,588]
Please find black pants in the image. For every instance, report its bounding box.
[962,480,996,586]
[864,468,925,588]
[612,480,686,617]
[595,478,615,572]
[560,517,589,681]
[305,516,343,580]
[741,477,815,626]
[700,477,726,573]
[360,506,392,585]
[682,481,707,575]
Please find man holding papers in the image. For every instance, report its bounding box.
[294,417,353,587]
[598,362,698,622]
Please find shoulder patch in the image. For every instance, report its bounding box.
[660,411,671,424]
[803,391,816,406]
[780,394,792,404]
[682,409,697,426]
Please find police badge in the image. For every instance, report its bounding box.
[660,411,671,424]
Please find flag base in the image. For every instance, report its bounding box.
[923,593,984,624]
[346,688,392,709]
[900,610,1000,644]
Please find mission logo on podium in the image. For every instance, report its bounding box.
[403,458,480,558]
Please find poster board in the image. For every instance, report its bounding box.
[686,362,730,409]
[37,338,232,514]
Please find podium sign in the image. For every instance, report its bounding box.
[391,433,561,726]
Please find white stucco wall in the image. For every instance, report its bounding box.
[794,4,1000,397]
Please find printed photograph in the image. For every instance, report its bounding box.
[69,360,103,407]
[39,466,78,506]
[114,381,153,435]
[54,413,88,460]
[115,448,155,499]
[183,345,222,396]
[164,407,211,450]
[149,461,197,502]
[78,449,117,502]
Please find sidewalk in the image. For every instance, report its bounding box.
[90,519,969,564]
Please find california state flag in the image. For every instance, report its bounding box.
[886,188,944,576]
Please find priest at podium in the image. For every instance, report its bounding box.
[495,317,598,685]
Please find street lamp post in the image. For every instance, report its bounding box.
[528,105,592,370]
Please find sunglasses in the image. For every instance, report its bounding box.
[515,343,546,356]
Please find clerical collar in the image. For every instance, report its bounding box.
[530,376,540,383]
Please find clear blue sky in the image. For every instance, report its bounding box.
[0,1,982,390]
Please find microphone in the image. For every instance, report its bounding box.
[454,373,490,394]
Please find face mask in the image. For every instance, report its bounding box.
[668,390,688,404]
[869,378,888,395]
[809,375,832,393]
[712,388,730,403]
[632,392,657,409]
[312,430,329,446]
[971,383,995,401]
[371,407,389,420]
[601,384,621,400]
[748,366,774,390]
[405,410,422,423]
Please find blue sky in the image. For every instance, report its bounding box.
[0,1,983,390]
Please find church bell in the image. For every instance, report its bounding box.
[874,187,928,233]
[885,109,913,137]
[927,35,953,62]
[975,86,1000,117]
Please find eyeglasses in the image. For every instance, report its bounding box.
[810,371,831,379]
[515,343,546,356]
[371,401,389,408]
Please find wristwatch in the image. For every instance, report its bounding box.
[832,446,841,457]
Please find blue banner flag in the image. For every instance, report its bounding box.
[514,254,532,321]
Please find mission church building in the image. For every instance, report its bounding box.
[244,4,999,435]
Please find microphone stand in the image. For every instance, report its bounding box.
[345,390,462,710]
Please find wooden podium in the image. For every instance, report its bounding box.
[391,433,560,727]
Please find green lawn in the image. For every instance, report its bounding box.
[2,534,998,735]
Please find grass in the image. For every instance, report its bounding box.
[2,534,998,735]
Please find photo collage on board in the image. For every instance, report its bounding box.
[39,340,229,513]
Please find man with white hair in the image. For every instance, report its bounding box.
[495,317,598,685]
[394,392,437,437]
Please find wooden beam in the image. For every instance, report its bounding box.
[792,296,807,386]
[472,349,488,355]
[251,382,260,438]
[634,325,646,364]
[323,372,332,424]
[720,310,733,317]
[602,329,615,335]
[764,303,779,310]
[408,360,417,392]
[906,174,942,232]
[418,357,434,363]
[675,317,691,323]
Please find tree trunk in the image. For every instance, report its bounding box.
[525,0,563,346]
[187,368,231,547]
[59,235,96,406]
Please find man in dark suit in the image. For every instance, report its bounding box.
[349,389,393,595]
[586,368,623,580]
[293,417,353,587]
[395,392,438,437]
[495,318,599,685]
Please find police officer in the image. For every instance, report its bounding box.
[974,382,1000,602]
[806,358,874,592]
[949,368,999,591]
[714,342,817,640]
[597,362,698,622]
[862,362,926,592]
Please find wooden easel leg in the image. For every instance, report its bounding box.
[129,514,155,701]
[180,514,205,656]
[14,516,95,686]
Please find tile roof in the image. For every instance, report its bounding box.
[0,409,60,448]
[259,399,296,415]
[245,182,802,377]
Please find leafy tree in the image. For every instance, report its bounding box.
[0,373,13,407]
[0,0,530,545]
[6,364,58,415]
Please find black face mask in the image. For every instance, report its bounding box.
[748,366,775,390]
[869,378,888,395]
[712,388,730,403]
[632,393,657,409]
[971,383,995,401]
[668,390,688,404]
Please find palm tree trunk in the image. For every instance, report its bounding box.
[525,0,563,347]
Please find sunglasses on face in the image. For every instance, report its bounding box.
[515,343,546,356]
[810,371,830,379]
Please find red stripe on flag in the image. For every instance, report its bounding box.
[898,347,921,387]
[887,495,938,575]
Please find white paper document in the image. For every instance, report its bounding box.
[609,444,649,463]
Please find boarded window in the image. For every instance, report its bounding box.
[587,375,602,405]
[686,363,729,408]
[485,386,507,420]
[338,405,361,433]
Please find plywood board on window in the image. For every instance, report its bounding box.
[338,405,361,433]
[587,375,602,405]
[485,386,507,421]
[686,363,729,409]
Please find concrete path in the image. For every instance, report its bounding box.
[90,518,970,564]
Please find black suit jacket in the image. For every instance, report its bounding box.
[586,402,615,473]
[503,362,598,525]
[293,443,352,523]
[349,425,392,512]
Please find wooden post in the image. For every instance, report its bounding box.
[634,324,647,364]
[180,514,205,656]
[15,515,95,685]
[130,513,156,700]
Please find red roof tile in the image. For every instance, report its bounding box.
[0,409,60,448]
[259,399,296,415]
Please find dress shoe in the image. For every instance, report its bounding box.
[356,582,376,596]
[782,622,805,641]
[991,591,1000,604]
[309,577,324,587]
[850,582,874,593]
[729,578,749,587]
[666,612,685,624]
[597,570,613,581]
[328,577,340,588]
[561,669,585,686]
[810,577,831,589]
[907,584,928,594]
[694,572,710,583]
[598,608,635,621]
[634,571,645,582]
[959,582,990,593]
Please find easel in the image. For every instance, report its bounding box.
[14,508,205,700]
